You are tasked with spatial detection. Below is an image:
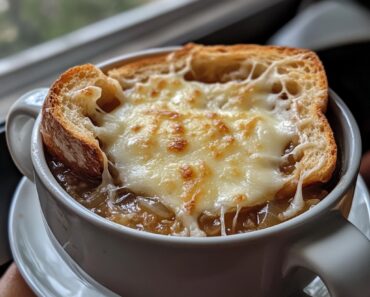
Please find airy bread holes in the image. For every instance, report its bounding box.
[279,92,289,100]
[287,61,304,69]
[184,62,242,83]
[221,63,240,76]
[271,81,283,94]
[251,63,267,79]
[96,95,120,113]
[277,66,288,74]
[285,80,301,96]
[184,65,207,82]
[219,63,242,82]
[305,82,313,90]
[219,63,253,82]
[95,80,121,113]
[241,63,253,77]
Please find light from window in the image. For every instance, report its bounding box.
[0,0,152,59]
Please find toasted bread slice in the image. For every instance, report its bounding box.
[41,44,336,201]
[41,64,124,178]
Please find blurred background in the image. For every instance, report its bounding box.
[1,0,370,295]
[0,0,150,59]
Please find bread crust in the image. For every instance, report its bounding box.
[41,65,105,179]
[41,43,337,195]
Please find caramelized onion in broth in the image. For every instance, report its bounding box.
[48,154,328,237]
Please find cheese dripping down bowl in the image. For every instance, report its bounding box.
[6,45,370,297]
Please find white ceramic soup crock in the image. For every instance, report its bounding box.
[6,47,370,297]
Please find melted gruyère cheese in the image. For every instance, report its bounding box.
[73,54,325,236]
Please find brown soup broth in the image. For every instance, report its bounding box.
[47,154,329,237]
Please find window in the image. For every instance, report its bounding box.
[0,0,297,122]
[0,0,152,59]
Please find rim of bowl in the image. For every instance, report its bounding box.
[31,47,362,246]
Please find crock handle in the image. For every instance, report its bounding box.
[6,88,48,182]
[284,213,370,297]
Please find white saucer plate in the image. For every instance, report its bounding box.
[8,177,370,297]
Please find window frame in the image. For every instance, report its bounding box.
[0,0,296,122]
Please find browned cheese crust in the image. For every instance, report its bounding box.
[41,43,337,195]
[109,44,337,196]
